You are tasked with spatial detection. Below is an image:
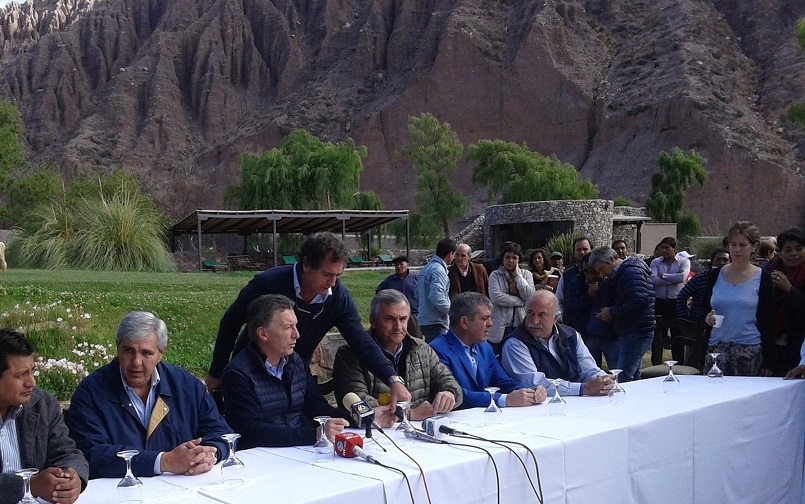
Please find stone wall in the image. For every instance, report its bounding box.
[483,200,615,256]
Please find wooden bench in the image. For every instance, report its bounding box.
[202,260,229,273]
[228,255,264,271]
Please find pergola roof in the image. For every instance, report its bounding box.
[171,209,410,236]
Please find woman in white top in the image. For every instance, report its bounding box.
[650,236,691,363]
[703,221,774,376]
[488,242,536,352]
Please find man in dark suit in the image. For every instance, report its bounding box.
[429,292,547,409]
[0,330,88,504]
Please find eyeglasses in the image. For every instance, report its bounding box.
[296,305,324,320]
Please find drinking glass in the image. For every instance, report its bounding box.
[608,369,626,404]
[663,360,680,394]
[484,387,503,424]
[313,416,334,464]
[707,352,724,379]
[116,450,143,504]
[547,379,568,416]
[220,433,246,485]
[396,401,414,431]
[15,468,39,504]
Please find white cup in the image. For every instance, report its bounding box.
[713,314,724,328]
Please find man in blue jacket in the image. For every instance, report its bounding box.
[417,238,456,342]
[205,233,411,408]
[590,247,656,382]
[68,312,232,479]
[429,292,546,409]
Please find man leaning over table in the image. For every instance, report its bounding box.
[333,289,462,422]
[0,329,88,504]
[222,294,396,449]
[67,312,232,479]
[501,290,614,397]
[430,292,548,409]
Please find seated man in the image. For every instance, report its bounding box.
[0,330,88,504]
[222,294,395,449]
[333,289,463,421]
[501,290,614,397]
[68,312,231,479]
[429,292,547,409]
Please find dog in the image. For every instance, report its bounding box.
[0,241,6,274]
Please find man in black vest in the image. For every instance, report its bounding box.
[500,290,614,397]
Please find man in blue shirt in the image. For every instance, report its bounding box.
[430,292,547,409]
[417,239,456,342]
[501,291,613,397]
[376,255,422,338]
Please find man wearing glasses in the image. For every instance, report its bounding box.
[205,233,412,408]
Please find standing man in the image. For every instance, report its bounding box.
[501,291,613,397]
[590,247,656,382]
[333,289,462,421]
[205,232,411,407]
[376,255,422,339]
[556,237,594,331]
[68,312,232,479]
[649,237,691,363]
[430,292,547,409]
[0,330,88,504]
[448,244,489,298]
[549,252,565,274]
[417,238,456,342]
[612,240,630,260]
[676,248,730,322]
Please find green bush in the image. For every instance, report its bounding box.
[781,103,805,125]
[612,196,633,206]
[545,231,587,264]
[690,237,726,261]
[796,19,805,51]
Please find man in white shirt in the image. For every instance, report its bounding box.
[501,290,614,397]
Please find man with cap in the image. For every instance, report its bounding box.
[549,251,565,275]
[376,255,422,338]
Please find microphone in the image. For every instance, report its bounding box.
[352,446,379,464]
[438,425,470,436]
[422,415,449,439]
[403,427,446,444]
[334,432,363,458]
[342,392,382,438]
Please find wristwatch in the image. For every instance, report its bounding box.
[388,375,405,387]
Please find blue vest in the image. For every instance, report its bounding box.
[511,323,582,382]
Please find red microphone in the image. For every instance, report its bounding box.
[334,432,364,458]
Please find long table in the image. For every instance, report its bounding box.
[77,376,805,503]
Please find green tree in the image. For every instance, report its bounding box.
[645,147,708,238]
[226,129,368,210]
[796,18,805,51]
[468,139,598,203]
[0,99,26,190]
[400,113,468,238]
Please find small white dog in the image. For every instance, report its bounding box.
[0,241,6,274]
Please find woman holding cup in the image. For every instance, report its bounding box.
[702,221,774,376]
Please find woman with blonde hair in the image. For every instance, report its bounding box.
[702,221,774,376]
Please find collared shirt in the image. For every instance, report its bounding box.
[265,356,288,379]
[293,264,331,305]
[120,367,162,474]
[501,325,605,396]
[0,405,23,474]
[458,339,507,408]
[376,271,419,313]
[380,342,405,368]
[650,255,691,300]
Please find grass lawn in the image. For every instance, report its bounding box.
[0,268,390,399]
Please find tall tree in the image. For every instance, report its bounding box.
[400,113,468,238]
[0,100,26,190]
[468,139,598,203]
[645,147,708,237]
[226,129,368,210]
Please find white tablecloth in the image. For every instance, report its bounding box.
[78,376,805,503]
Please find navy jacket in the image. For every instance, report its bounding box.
[587,277,616,338]
[429,330,527,409]
[210,265,395,383]
[221,343,346,449]
[68,360,231,479]
[561,265,592,333]
[611,258,656,334]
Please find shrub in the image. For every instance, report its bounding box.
[796,19,805,51]
[612,196,633,206]
[545,231,587,264]
[780,103,805,125]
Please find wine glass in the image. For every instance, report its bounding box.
[547,378,568,416]
[707,352,724,379]
[220,433,246,485]
[15,468,39,504]
[663,360,680,394]
[396,401,414,432]
[484,387,503,424]
[608,369,626,404]
[116,450,143,504]
[313,416,334,464]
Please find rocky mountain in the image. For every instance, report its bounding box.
[0,0,803,232]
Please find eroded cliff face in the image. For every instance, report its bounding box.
[0,0,803,230]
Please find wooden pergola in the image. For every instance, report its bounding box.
[170,209,410,271]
